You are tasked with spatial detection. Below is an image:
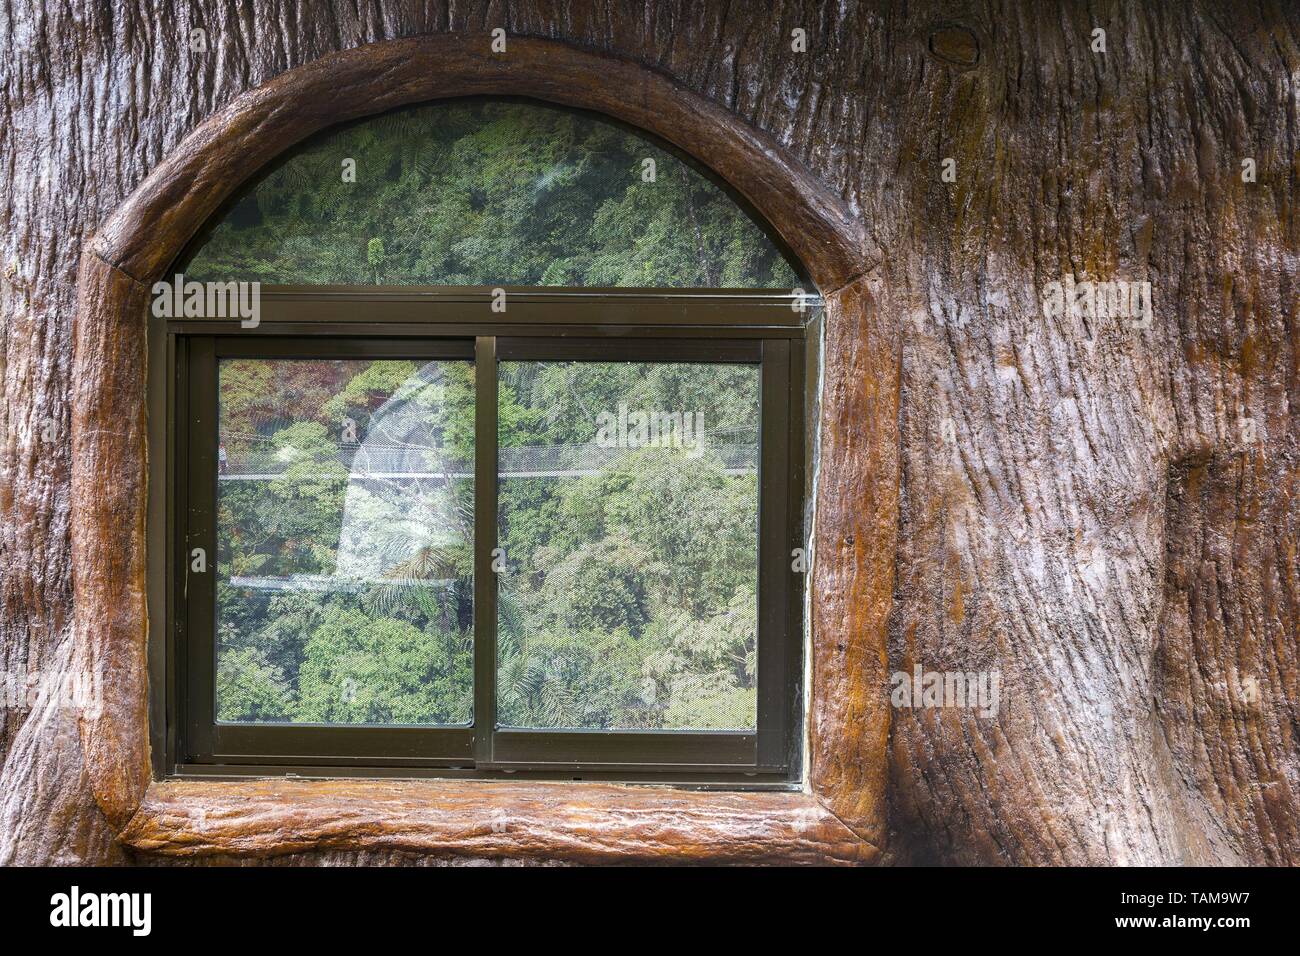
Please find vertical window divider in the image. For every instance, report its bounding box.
[756,337,791,769]
[183,336,218,761]
[473,335,499,764]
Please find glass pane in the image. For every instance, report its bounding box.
[215,357,475,725]
[182,100,799,288]
[497,360,760,731]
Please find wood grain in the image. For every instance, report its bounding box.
[121,778,876,863]
[810,275,898,846]
[70,252,152,832]
[93,33,868,294]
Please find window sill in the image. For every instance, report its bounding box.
[119,778,874,864]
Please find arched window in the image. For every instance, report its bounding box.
[181,99,801,288]
[167,99,811,781]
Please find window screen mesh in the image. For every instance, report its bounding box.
[496,360,760,731]
[215,358,475,725]
[181,100,800,288]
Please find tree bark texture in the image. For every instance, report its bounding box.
[1,1,1297,865]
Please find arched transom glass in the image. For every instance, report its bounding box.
[183,99,801,288]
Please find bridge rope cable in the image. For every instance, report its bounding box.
[217,427,759,478]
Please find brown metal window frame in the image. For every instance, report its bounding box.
[158,286,809,787]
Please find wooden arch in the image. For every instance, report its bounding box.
[72,33,897,863]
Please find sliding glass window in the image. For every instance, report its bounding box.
[170,293,806,782]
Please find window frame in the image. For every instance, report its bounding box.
[158,287,810,787]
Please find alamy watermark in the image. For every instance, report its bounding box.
[891,664,1001,718]
[595,403,704,454]
[1,667,103,717]
[50,886,151,936]
[1041,274,1152,330]
[151,274,261,328]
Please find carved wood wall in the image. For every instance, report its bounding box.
[1,1,1296,866]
